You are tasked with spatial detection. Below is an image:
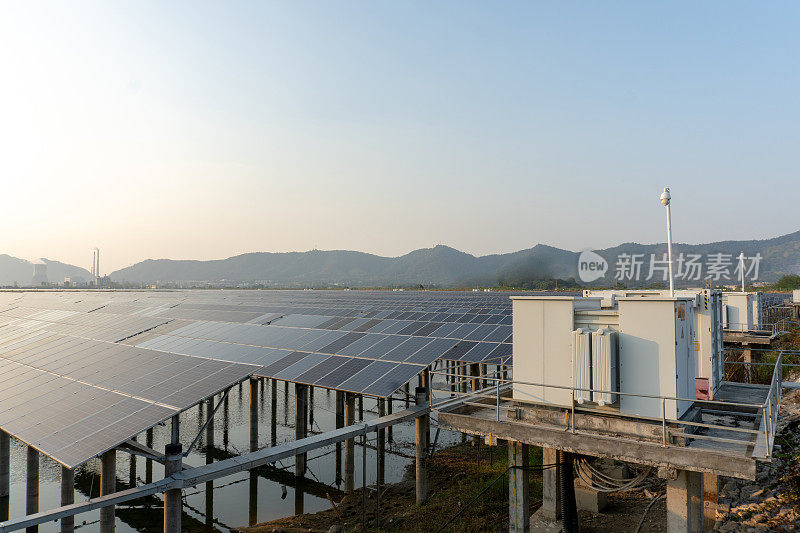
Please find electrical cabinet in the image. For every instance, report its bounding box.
[512,295,697,420]
[584,289,724,399]
[616,298,695,419]
[724,292,755,331]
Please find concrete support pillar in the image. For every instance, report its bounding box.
[0,430,9,522]
[205,398,215,450]
[377,399,386,486]
[508,441,530,533]
[223,394,229,450]
[163,443,183,533]
[145,428,153,484]
[666,470,702,533]
[100,449,116,533]
[742,344,753,382]
[60,466,74,533]
[128,438,136,487]
[449,361,456,397]
[539,447,561,522]
[26,446,38,533]
[415,387,429,505]
[308,386,314,428]
[344,393,355,493]
[335,390,344,486]
[249,378,259,452]
[574,465,607,513]
[470,362,480,392]
[205,401,214,532]
[270,379,278,447]
[387,394,393,443]
[295,383,308,477]
[703,474,718,532]
[171,414,180,446]
[470,363,481,445]
[260,377,265,410]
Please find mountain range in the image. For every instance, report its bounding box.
[3,231,800,288]
[0,255,92,286]
[109,230,800,287]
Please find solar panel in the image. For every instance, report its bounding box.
[0,288,536,467]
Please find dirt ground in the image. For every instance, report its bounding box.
[240,442,668,533]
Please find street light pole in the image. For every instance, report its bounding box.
[660,188,674,297]
[739,252,746,292]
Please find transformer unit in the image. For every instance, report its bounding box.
[723,292,762,332]
[512,296,697,419]
[592,328,618,406]
[572,329,592,404]
[584,289,724,399]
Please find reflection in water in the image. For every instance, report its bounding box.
[248,472,257,526]
[294,479,304,516]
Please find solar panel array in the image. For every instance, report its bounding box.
[0,289,525,467]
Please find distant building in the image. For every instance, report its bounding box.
[32,263,48,285]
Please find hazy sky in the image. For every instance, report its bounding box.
[1,2,798,272]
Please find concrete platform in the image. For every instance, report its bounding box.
[723,330,777,345]
[436,382,771,481]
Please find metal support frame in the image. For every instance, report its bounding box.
[119,439,164,463]
[184,388,232,459]
[0,403,431,533]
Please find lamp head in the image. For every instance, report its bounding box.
[660,187,671,206]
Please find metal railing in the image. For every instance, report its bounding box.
[723,319,792,334]
[762,352,783,454]
[430,358,786,460]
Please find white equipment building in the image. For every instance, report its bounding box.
[512,295,700,419]
[722,292,763,332]
[583,289,725,400]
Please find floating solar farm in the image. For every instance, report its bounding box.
[0,290,518,468]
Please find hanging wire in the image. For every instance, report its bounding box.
[574,457,651,492]
[633,493,665,533]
